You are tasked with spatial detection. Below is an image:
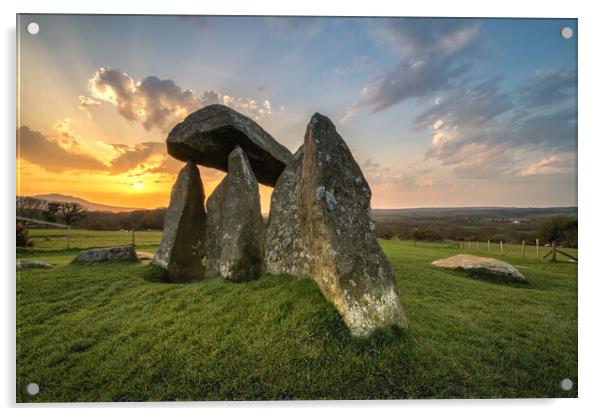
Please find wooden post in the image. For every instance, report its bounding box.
[66,226,71,249]
[500,240,504,255]
[476,241,479,251]
[521,240,525,258]
[468,240,471,250]
[487,240,491,253]
[536,239,540,259]
[551,241,557,261]
[131,223,136,247]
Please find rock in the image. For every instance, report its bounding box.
[136,251,154,261]
[265,113,407,336]
[74,245,138,263]
[205,146,264,282]
[167,104,293,187]
[264,148,308,277]
[431,254,526,281]
[152,161,206,282]
[17,259,54,269]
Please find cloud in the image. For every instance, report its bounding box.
[518,67,577,109]
[360,158,443,191]
[519,153,576,176]
[87,68,272,132]
[341,18,481,121]
[78,95,101,119]
[413,69,577,179]
[17,126,107,173]
[109,142,166,174]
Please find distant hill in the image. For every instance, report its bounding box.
[371,206,577,222]
[33,194,143,213]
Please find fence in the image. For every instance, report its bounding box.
[17,217,159,250]
[451,238,577,262]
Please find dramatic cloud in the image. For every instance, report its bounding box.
[519,153,576,176]
[17,126,107,173]
[109,142,166,174]
[342,18,481,121]
[106,141,223,182]
[87,68,272,132]
[414,69,577,179]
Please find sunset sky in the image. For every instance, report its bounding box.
[16,15,577,211]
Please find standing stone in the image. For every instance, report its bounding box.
[205,146,264,282]
[264,147,308,277]
[152,161,206,282]
[167,104,293,187]
[265,113,407,336]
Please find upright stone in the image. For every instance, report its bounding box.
[152,161,206,282]
[264,147,308,277]
[265,113,407,336]
[205,146,264,282]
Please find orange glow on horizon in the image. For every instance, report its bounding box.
[17,158,274,212]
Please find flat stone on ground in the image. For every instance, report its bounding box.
[205,146,264,282]
[74,245,138,263]
[432,254,526,281]
[166,104,292,187]
[17,259,54,269]
[265,113,407,336]
[152,161,207,282]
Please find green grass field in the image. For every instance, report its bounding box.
[16,230,577,401]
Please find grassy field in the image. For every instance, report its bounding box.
[16,230,577,401]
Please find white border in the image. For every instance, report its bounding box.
[2,1,601,415]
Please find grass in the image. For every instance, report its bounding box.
[16,231,577,401]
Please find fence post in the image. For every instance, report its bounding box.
[487,240,490,253]
[500,240,504,255]
[66,226,71,249]
[131,223,136,247]
[521,240,525,258]
[476,240,479,251]
[536,239,540,259]
[468,240,471,250]
[551,241,557,261]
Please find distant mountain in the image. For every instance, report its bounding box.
[33,194,143,213]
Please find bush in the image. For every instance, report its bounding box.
[537,216,577,247]
[16,221,33,247]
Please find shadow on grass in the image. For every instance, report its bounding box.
[447,269,532,288]
[142,263,170,283]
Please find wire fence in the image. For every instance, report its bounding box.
[416,238,578,261]
[18,217,161,251]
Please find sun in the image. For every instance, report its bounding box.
[132,181,144,191]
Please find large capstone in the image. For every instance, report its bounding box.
[265,113,407,336]
[152,160,206,282]
[205,146,264,282]
[166,104,293,187]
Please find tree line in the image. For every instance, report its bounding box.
[16,196,166,231]
[374,215,577,248]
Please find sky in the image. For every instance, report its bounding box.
[16,15,577,211]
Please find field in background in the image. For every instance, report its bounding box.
[16,231,577,401]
